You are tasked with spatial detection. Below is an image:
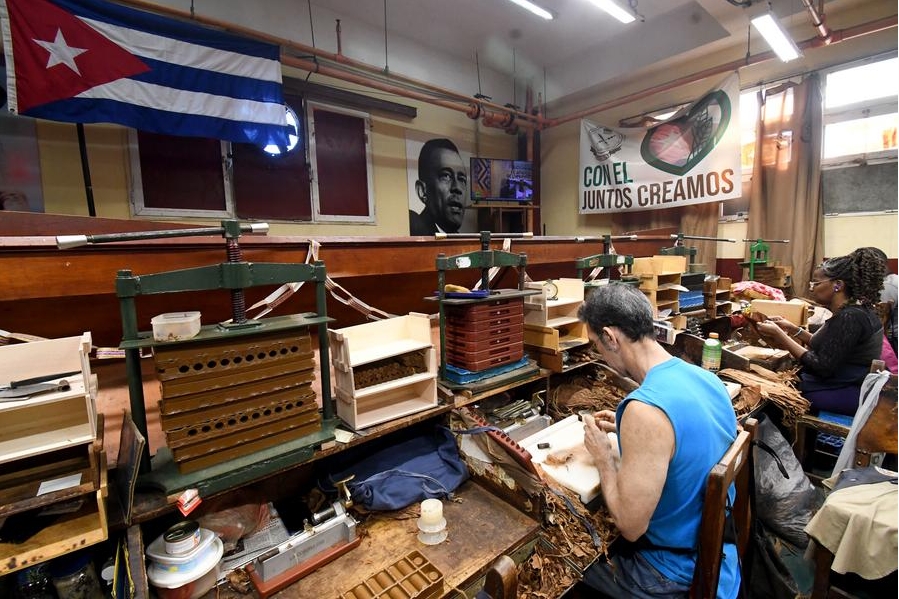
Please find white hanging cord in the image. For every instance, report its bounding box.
[586,241,618,282]
[246,239,395,321]
[471,237,533,290]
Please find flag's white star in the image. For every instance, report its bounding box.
[33,29,88,75]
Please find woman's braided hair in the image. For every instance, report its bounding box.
[820,247,886,307]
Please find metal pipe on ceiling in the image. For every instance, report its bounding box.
[800,0,832,43]
[541,15,897,129]
[283,56,535,131]
[104,2,897,131]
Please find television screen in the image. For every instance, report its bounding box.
[470,158,534,202]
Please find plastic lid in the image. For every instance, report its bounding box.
[49,550,92,578]
[709,333,719,339]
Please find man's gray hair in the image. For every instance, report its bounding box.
[578,283,655,342]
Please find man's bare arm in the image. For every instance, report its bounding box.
[585,401,674,540]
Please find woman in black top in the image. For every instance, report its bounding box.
[757,247,886,415]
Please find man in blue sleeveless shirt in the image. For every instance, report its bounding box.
[578,284,739,599]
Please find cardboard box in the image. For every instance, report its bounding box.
[750,299,809,326]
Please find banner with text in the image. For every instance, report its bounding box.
[579,73,742,214]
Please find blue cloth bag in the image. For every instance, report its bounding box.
[331,427,468,511]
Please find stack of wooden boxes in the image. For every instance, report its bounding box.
[703,276,734,319]
[523,278,590,372]
[0,333,107,576]
[329,314,438,429]
[632,255,687,318]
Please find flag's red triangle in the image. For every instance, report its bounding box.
[7,0,150,113]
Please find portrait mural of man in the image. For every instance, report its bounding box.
[407,136,474,235]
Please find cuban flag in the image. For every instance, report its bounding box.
[0,0,289,147]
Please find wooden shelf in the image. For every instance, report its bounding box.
[0,486,108,576]
[337,376,439,429]
[523,279,584,328]
[0,334,97,466]
[330,315,438,430]
[0,420,104,519]
[348,339,433,367]
[120,313,333,349]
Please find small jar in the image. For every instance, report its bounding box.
[14,563,56,599]
[49,551,104,599]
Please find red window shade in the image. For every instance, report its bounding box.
[312,108,370,217]
[137,131,225,211]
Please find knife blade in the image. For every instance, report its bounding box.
[0,380,71,401]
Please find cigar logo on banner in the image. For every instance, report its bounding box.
[579,73,742,214]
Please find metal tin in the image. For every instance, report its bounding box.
[163,520,201,555]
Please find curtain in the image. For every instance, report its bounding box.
[747,74,825,296]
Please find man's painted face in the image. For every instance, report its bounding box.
[423,148,469,232]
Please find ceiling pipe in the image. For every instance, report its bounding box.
[542,14,896,129]
[801,0,833,44]
[284,55,536,131]
[118,0,542,127]
[98,2,895,132]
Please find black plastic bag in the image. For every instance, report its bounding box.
[745,520,807,599]
[753,413,823,548]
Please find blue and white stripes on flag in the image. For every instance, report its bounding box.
[0,0,290,147]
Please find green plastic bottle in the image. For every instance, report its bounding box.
[701,332,722,372]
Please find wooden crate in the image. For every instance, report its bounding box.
[0,418,108,576]
[632,255,687,276]
[329,314,438,429]
[632,267,682,316]
[523,278,584,328]
[524,321,589,352]
[750,299,809,326]
[0,415,105,519]
[153,330,321,473]
[0,483,108,576]
[0,333,97,465]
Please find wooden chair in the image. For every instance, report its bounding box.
[690,417,758,599]
[794,360,888,482]
[477,555,518,599]
[875,301,893,334]
[809,373,898,599]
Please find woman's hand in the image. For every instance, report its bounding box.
[755,320,790,346]
[765,315,797,333]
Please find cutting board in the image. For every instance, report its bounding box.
[519,415,602,503]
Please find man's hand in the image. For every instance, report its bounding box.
[583,413,616,469]
[592,410,617,433]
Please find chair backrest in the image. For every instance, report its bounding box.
[875,301,893,332]
[690,417,758,599]
[854,374,898,467]
[480,555,517,599]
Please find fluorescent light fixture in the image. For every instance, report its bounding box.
[506,0,553,20]
[751,12,801,62]
[587,0,636,24]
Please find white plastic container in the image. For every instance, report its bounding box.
[147,530,223,599]
[146,528,216,574]
[151,312,201,342]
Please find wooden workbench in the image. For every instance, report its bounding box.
[215,481,541,598]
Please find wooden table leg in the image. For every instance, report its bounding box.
[810,540,835,599]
